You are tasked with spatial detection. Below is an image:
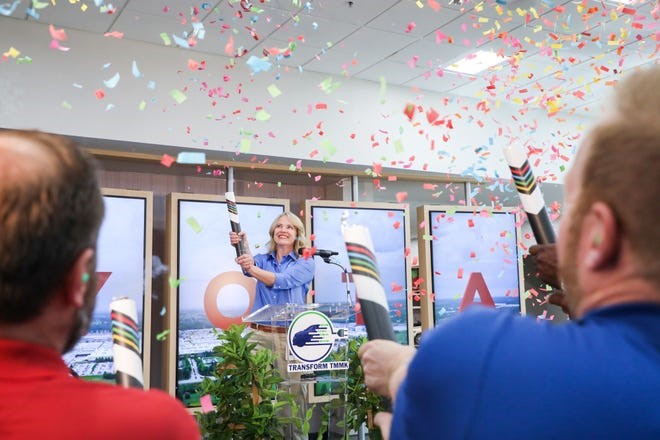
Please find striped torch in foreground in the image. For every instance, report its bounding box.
[110,297,144,388]
[225,191,246,257]
[343,225,396,341]
[503,143,556,244]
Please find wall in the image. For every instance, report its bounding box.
[1,17,593,182]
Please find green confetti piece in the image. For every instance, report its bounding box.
[422,234,433,241]
[169,277,185,289]
[267,84,281,98]
[240,138,251,153]
[139,100,146,111]
[395,139,404,153]
[156,329,171,341]
[289,164,297,171]
[559,165,565,172]
[255,109,271,121]
[61,101,72,110]
[169,89,187,104]
[320,139,336,156]
[446,206,458,215]
[277,182,282,187]
[17,56,32,64]
[186,216,203,233]
[160,33,171,46]
[379,76,387,102]
[319,77,341,94]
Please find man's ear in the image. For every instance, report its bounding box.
[64,248,95,308]
[582,202,619,270]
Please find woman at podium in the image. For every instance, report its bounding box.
[229,211,315,439]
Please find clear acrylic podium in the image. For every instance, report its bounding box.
[244,302,354,439]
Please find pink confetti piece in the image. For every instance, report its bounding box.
[161,154,176,168]
[200,394,214,413]
[457,268,464,279]
[49,24,67,41]
[395,191,408,203]
[104,31,124,39]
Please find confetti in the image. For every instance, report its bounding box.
[266,84,281,98]
[169,89,187,104]
[186,216,203,233]
[103,73,120,89]
[131,60,142,78]
[160,154,176,167]
[200,394,214,413]
[156,329,170,341]
[177,152,206,164]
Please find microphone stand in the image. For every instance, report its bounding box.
[321,257,352,307]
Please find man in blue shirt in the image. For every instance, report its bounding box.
[358,67,660,439]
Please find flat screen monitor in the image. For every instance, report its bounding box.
[306,201,413,345]
[166,193,288,408]
[417,206,524,329]
[63,189,153,387]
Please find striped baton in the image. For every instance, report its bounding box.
[225,191,246,257]
[504,143,556,244]
[343,225,396,341]
[110,297,144,388]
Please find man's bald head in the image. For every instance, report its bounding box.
[0,130,104,323]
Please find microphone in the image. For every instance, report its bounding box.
[298,248,339,259]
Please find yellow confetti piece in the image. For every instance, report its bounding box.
[4,47,20,58]
[416,0,423,7]
[139,100,146,110]
[169,89,187,104]
[186,216,203,233]
[240,138,251,153]
[80,3,86,11]
[267,84,281,98]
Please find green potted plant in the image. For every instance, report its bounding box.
[317,336,387,440]
[195,324,313,439]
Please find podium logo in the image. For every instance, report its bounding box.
[287,310,346,363]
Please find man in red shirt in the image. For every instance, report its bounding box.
[0,130,200,439]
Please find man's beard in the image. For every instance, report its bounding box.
[62,272,97,354]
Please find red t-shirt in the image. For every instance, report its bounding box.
[0,339,200,440]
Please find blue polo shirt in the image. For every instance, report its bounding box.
[251,251,315,310]
[391,303,660,439]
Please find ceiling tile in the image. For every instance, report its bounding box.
[250,37,320,67]
[110,8,186,47]
[366,0,462,37]
[123,0,220,18]
[303,27,416,76]
[202,4,294,54]
[27,0,128,33]
[305,0,401,26]
[403,70,475,93]
[386,38,469,67]
[269,11,359,49]
[354,59,429,84]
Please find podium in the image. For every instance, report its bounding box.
[244,302,354,439]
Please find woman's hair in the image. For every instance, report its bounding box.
[267,211,308,255]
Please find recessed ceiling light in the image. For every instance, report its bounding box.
[446,50,507,75]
